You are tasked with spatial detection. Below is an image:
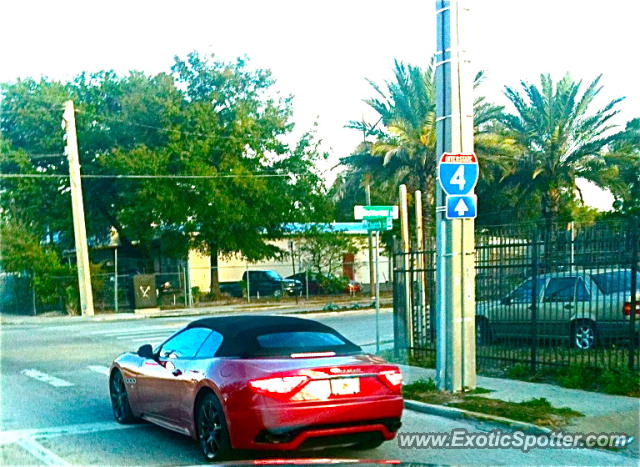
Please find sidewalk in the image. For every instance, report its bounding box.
[400,364,640,458]
[0,298,392,326]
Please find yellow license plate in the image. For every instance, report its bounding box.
[330,377,360,395]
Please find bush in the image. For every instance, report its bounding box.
[318,273,349,294]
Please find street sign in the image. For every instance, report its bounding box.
[354,205,399,220]
[445,195,477,219]
[364,217,392,231]
[438,153,479,195]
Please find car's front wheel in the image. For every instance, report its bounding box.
[197,392,232,462]
[109,370,136,423]
[572,320,596,350]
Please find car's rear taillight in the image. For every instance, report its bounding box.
[623,301,640,316]
[248,376,309,397]
[379,369,403,390]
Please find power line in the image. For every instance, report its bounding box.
[0,172,304,179]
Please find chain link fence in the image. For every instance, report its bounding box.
[2,258,392,315]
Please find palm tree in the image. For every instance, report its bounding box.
[340,59,510,226]
[501,74,625,226]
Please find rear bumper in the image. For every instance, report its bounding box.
[227,396,403,450]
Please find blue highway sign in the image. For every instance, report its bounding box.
[438,153,479,195]
[445,195,477,219]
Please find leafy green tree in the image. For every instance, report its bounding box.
[601,118,640,219]
[295,225,357,276]
[338,60,511,230]
[1,52,332,298]
[500,74,625,226]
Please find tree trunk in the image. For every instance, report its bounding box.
[209,244,221,298]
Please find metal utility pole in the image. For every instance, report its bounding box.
[114,247,118,313]
[399,184,413,349]
[62,100,94,317]
[435,0,476,391]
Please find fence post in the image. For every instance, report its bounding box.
[628,219,638,371]
[32,276,37,316]
[530,228,540,373]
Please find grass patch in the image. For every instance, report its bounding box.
[501,364,640,397]
[449,397,583,428]
[403,378,583,428]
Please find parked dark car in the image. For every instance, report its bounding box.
[287,272,323,295]
[220,270,301,298]
[476,269,640,350]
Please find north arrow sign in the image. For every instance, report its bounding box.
[445,194,477,219]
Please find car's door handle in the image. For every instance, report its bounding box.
[172,369,182,377]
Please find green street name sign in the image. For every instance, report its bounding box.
[354,205,399,220]
[364,217,393,232]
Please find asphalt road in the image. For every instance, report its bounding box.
[0,309,634,466]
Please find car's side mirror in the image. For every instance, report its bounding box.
[137,344,154,359]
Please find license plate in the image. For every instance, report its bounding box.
[330,377,360,395]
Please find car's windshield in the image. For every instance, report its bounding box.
[266,270,282,281]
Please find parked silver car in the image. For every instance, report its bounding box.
[476,269,640,350]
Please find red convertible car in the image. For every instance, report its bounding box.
[109,315,404,461]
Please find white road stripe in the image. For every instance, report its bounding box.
[87,365,110,376]
[115,332,172,340]
[1,421,140,445]
[90,325,175,335]
[21,369,73,387]
[15,437,70,466]
[128,338,164,345]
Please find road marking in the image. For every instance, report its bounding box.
[90,325,175,335]
[0,421,140,445]
[15,437,70,466]
[87,365,110,376]
[117,332,171,341]
[21,369,73,387]
[128,337,166,344]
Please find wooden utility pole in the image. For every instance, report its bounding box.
[62,100,94,316]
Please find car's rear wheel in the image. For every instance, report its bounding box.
[572,320,596,350]
[109,370,136,423]
[197,393,231,462]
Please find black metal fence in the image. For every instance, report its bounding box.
[393,220,640,372]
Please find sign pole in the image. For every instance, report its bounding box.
[435,0,476,391]
[375,230,381,353]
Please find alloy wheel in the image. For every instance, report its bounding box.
[198,398,224,460]
[110,371,128,422]
[574,322,595,350]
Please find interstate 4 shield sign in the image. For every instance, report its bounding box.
[438,153,479,219]
[438,153,479,196]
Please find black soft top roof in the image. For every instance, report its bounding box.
[186,315,361,357]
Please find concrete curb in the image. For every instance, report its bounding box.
[404,399,552,435]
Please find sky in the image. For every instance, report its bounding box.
[1,0,638,210]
